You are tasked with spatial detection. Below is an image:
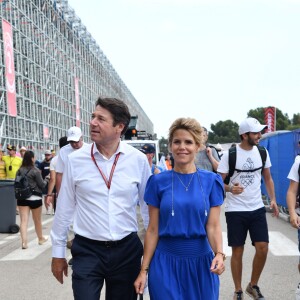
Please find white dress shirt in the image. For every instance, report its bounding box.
[51,141,151,258]
[55,143,87,174]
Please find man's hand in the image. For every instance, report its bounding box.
[270,199,279,217]
[51,257,68,284]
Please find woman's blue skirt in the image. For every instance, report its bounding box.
[148,237,219,300]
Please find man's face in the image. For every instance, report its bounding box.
[8,149,15,156]
[45,154,52,161]
[20,150,26,157]
[69,138,83,150]
[145,153,154,164]
[90,105,124,145]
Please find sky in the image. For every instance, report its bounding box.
[68,0,300,139]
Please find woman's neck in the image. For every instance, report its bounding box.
[173,163,196,174]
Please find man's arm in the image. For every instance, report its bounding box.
[46,169,56,207]
[286,180,300,228]
[138,159,152,229]
[50,156,75,284]
[55,172,62,195]
[207,147,219,172]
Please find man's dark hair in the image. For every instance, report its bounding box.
[95,97,131,135]
[59,136,70,149]
[21,150,35,167]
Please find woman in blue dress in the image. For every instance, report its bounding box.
[134,117,225,300]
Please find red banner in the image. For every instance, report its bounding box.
[43,126,49,139]
[2,19,17,117]
[75,77,80,127]
[264,107,276,132]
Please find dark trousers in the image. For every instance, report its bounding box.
[71,232,143,300]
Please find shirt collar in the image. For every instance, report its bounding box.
[92,140,126,160]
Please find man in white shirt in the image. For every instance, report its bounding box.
[217,117,279,300]
[286,155,300,298]
[50,97,151,300]
[45,136,70,213]
[55,126,85,194]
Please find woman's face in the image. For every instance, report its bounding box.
[170,129,199,166]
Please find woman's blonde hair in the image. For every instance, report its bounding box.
[168,117,203,148]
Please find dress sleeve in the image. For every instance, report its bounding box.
[209,173,225,207]
[144,174,160,208]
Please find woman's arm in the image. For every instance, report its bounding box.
[134,205,159,294]
[34,168,48,189]
[206,206,225,275]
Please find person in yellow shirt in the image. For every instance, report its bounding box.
[0,149,6,179]
[2,145,22,179]
[2,145,23,214]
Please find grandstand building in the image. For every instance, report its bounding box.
[0,0,153,158]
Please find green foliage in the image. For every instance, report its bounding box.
[292,113,300,126]
[158,137,169,155]
[158,107,300,146]
[208,120,240,143]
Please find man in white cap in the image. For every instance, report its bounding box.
[19,146,27,159]
[54,126,85,265]
[217,117,279,300]
[55,126,84,193]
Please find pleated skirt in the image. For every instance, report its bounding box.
[148,237,219,300]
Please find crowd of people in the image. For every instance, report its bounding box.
[1,96,299,300]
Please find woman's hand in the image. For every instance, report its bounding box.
[134,270,148,295]
[210,254,225,275]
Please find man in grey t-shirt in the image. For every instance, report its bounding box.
[195,126,220,171]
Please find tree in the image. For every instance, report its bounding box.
[158,137,169,155]
[288,113,300,130]
[208,120,240,143]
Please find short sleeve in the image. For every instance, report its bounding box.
[209,173,225,207]
[144,175,160,208]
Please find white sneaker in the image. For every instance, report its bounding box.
[46,210,51,215]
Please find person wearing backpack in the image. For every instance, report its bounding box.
[286,155,300,299]
[217,117,279,300]
[16,150,49,250]
[195,126,220,172]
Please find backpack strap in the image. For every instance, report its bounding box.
[257,145,267,172]
[224,145,266,185]
[224,146,236,185]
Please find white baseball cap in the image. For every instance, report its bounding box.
[238,118,268,135]
[67,126,82,142]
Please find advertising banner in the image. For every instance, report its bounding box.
[75,77,80,127]
[264,107,276,132]
[2,19,17,117]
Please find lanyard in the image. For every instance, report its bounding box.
[90,143,121,189]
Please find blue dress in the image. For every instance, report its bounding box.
[145,169,224,300]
